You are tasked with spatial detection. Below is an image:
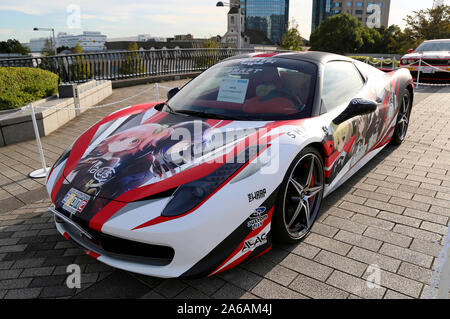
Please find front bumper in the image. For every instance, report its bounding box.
[401,65,450,81]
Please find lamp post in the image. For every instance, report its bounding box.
[216,1,242,49]
[33,27,56,55]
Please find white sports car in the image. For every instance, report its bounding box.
[46,51,414,278]
[400,39,450,82]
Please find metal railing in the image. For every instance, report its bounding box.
[0,48,254,83]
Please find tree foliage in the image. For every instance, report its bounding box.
[280,21,303,51]
[0,39,30,55]
[390,5,450,54]
[403,5,450,40]
[41,38,55,56]
[310,14,363,54]
[309,5,450,55]
[120,42,144,75]
[70,43,91,81]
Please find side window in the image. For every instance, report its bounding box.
[322,61,364,111]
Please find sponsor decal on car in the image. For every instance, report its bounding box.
[247,188,266,202]
[62,188,90,215]
[242,232,267,252]
[247,206,268,230]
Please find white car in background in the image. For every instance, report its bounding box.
[400,39,450,82]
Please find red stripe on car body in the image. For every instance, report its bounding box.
[132,144,271,230]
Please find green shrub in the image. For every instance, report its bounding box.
[0,67,58,110]
[349,56,400,68]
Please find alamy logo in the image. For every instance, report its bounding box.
[67,4,81,29]
[66,264,81,289]
[366,4,381,28]
[366,264,381,289]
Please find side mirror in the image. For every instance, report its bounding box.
[407,49,414,54]
[332,98,377,125]
[167,87,180,100]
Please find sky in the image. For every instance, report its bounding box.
[0,0,447,43]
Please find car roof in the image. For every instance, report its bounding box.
[225,51,354,65]
[421,39,450,43]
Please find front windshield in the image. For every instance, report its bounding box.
[167,57,317,121]
[415,41,450,52]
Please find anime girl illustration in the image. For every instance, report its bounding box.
[325,120,356,182]
[367,104,382,150]
[63,120,212,203]
[349,115,370,167]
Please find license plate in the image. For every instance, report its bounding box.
[62,188,90,215]
[419,66,435,74]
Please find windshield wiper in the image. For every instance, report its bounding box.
[162,102,184,115]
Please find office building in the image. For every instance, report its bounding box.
[243,0,289,45]
[221,0,289,46]
[28,31,107,52]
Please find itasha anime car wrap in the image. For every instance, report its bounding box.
[46,52,413,278]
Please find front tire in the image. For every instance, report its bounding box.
[390,89,412,145]
[272,147,325,243]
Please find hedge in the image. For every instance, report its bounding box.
[349,56,400,68]
[0,67,59,111]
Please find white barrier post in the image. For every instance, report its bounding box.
[28,103,50,179]
[155,82,159,101]
[416,56,422,88]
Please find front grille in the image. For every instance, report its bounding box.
[96,232,174,261]
[422,59,449,65]
[55,207,174,265]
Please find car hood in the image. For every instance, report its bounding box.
[402,51,450,59]
[59,103,275,203]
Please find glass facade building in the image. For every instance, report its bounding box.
[241,0,289,45]
[311,0,391,31]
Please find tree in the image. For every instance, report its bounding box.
[41,38,55,56]
[358,27,382,53]
[120,42,144,75]
[0,39,30,55]
[280,21,303,51]
[70,43,91,81]
[56,46,71,54]
[193,39,221,69]
[310,14,363,54]
[403,5,450,40]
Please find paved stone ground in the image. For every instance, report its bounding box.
[0,81,449,299]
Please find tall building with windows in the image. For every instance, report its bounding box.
[311,0,391,31]
[243,0,289,45]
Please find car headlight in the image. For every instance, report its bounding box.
[401,59,407,65]
[161,146,259,217]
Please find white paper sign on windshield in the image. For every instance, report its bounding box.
[217,78,249,104]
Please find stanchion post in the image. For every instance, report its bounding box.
[416,56,422,88]
[28,103,50,179]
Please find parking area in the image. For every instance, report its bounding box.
[0,81,449,299]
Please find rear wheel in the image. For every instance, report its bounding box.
[272,147,325,243]
[391,90,412,145]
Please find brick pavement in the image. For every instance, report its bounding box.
[0,82,449,299]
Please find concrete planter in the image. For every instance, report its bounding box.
[0,80,112,147]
